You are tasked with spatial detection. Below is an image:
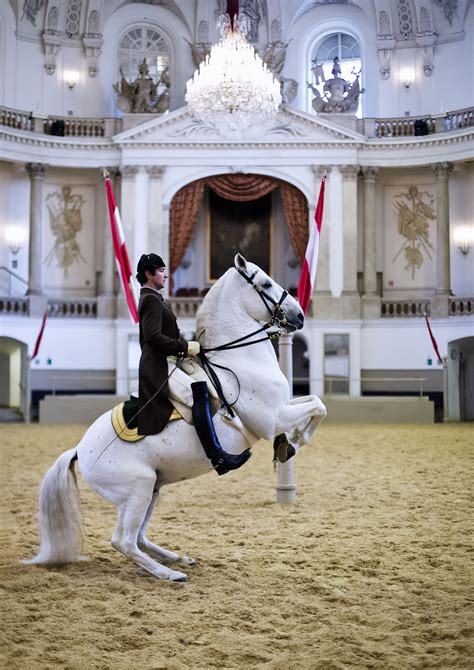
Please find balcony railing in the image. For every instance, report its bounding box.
[364,107,474,138]
[1,294,472,320]
[381,299,431,318]
[1,103,473,140]
[48,298,98,318]
[450,297,473,316]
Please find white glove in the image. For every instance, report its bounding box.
[187,341,200,357]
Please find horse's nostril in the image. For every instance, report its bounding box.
[297,312,304,324]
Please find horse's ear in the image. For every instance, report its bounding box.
[234,254,247,272]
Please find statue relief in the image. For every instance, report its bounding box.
[392,186,436,279]
[307,57,365,114]
[87,10,100,35]
[262,41,298,104]
[21,0,45,26]
[433,0,458,25]
[378,10,391,36]
[47,6,59,31]
[114,59,170,114]
[45,186,86,276]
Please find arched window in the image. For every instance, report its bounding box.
[308,32,362,117]
[118,25,170,82]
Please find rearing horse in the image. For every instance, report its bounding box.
[24,255,327,581]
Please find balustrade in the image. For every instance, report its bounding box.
[449,297,473,316]
[381,299,431,318]
[168,297,202,318]
[48,298,98,318]
[1,104,473,140]
[0,296,29,316]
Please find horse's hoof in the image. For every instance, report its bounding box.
[169,570,188,582]
[274,434,296,463]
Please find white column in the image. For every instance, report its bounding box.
[161,203,171,298]
[276,333,296,504]
[118,165,139,319]
[329,166,344,298]
[25,162,46,296]
[361,166,380,319]
[98,167,119,319]
[134,167,149,263]
[25,162,48,317]
[431,161,454,318]
[146,166,166,256]
[340,165,361,318]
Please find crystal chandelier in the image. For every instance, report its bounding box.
[185,11,282,132]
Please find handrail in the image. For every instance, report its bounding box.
[302,375,430,397]
[0,266,28,284]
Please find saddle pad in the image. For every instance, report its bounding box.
[111,402,182,443]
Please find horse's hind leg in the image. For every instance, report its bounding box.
[111,487,188,581]
[137,490,196,567]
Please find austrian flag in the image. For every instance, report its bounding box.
[297,176,326,315]
[103,169,139,324]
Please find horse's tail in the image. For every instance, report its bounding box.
[22,447,83,566]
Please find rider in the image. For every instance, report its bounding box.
[136,253,251,476]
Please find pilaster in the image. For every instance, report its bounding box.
[431,162,454,318]
[146,166,166,261]
[25,163,46,303]
[361,166,380,319]
[340,164,361,319]
[97,166,120,319]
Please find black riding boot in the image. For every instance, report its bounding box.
[191,381,251,476]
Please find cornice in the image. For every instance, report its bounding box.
[0,125,473,166]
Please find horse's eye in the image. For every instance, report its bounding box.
[262,281,272,289]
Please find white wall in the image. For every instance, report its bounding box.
[9,346,20,406]
[450,163,474,297]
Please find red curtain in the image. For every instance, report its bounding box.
[169,174,309,291]
[169,179,205,288]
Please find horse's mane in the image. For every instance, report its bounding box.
[196,268,234,329]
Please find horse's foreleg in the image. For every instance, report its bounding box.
[275,395,327,450]
[111,488,188,581]
[137,490,196,567]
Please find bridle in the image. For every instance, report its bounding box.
[197,267,294,417]
[235,267,291,330]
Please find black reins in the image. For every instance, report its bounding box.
[198,268,291,417]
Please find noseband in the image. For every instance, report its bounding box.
[235,267,290,329]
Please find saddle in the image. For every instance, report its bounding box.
[111,395,182,443]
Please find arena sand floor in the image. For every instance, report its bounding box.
[0,422,472,669]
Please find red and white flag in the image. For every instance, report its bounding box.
[298,176,326,315]
[30,310,48,361]
[424,313,443,364]
[103,169,139,324]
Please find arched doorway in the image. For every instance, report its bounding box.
[169,174,309,295]
[0,337,30,422]
[447,336,474,421]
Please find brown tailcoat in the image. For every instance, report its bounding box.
[137,288,188,435]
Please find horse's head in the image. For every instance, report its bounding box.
[234,254,304,333]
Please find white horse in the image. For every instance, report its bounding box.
[24,255,326,581]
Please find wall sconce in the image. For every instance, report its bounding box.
[454,227,473,255]
[5,226,25,269]
[400,68,414,89]
[64,71,79,89]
